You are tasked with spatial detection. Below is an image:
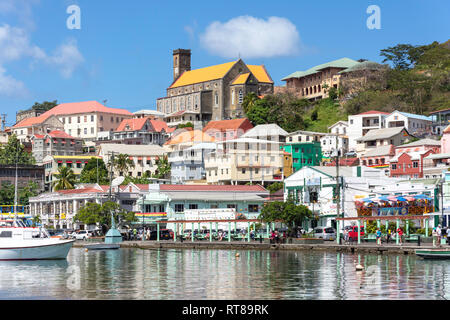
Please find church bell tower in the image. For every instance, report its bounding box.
[173,49,191,81]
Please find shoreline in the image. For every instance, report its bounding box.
[73,240,444,255]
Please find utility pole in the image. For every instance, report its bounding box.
[108,152,115,202]
[335,134,341,243]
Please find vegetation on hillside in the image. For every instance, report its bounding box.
[243,40,450,133]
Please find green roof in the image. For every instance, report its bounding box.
[282,58,360,81]
[338,61,385,74]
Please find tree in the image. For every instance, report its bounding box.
[0,134,35,165]
[242,92,260,114]
[152,155,171,179]
[112,154,135,176]
[260,198,312,234]
[178,122,194,129]
[52,166,77,191]
[0,181,39,206]
[267,182,284,194]
[328,87,338,100]
[79,158,110,184]
[32,215,41,227]
[31,100,58,111]
[380,44,419,70]
[73,201,136,233]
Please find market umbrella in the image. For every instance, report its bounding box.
[396,196,407,202]
[414,194,432,200]
[387,196,398,201]
[404,196,416,201]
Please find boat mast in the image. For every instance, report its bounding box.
[13,141,19,222]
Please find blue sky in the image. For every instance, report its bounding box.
[0,0,449,126]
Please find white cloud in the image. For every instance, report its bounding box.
[0,23,84,97]
[46,39,84,78]
[200,16,301,59]
[0,66,28,97]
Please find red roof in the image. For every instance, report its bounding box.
[14,101,132,128]
[357,110,390,115]
[203,118,253,133]
[149,120,173,133]
[48,130,77,139]
[116,118,148,132]
[159,184,267,192]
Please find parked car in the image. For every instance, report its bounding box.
[347,225,365,241]
[313,227,336,240]
[72,230,91,240]
[345,151,357,157]
[149,229,174,240]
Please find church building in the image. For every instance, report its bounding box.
[157,49,274,127]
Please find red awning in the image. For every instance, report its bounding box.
[66,161,72,164]
[138,157,143,161]
[129,157,134,160]
[57,161,63,164]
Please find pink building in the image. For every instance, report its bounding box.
[441,125,450,154]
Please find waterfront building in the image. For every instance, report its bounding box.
[97,144,166,178]
[137,184,269,231]
[385,111,432,138]
[31,130,83,164]
[202,118,253,142]
[241,124,288,143]
[347,110,389,151]
[286,130,325,145]
[355,127,415,157]
[284,165,438,229]
[282,142,322,173]
[29,183,156,230]
[168,142,216,183]
[157,49,274,127]
[13,101,133,142]
[204,137,285,185]
[43,155,102,191]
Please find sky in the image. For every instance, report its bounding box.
[0,0,449,126]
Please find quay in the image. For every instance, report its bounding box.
[73,240,444,255]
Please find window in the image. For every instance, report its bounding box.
[77,117,80,123]
[227,204,237,209]
[238,90,243,104]
[175,204,184,212]
[413,161,419,168]
[391,164,397,170]
[84,116,87,122]
[84,128,87,135]
[188,204,198,210]
[248,205,259,213]
[91,115,94,122]
[242,169,246,174]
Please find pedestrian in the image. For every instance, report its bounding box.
[146,228,150,241]
[432,227,437,247]
[397,227,403,245]
[447,227,450,245]
[133,228,137,241]
[344,228,349,245]
[386,229,391,244]
[376,228,382,246]
[270,230,275,244]
[437,225,442,247]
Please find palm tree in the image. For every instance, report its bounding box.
[32,215,41,227]
[113,154,135,176]
[152,155,171,179]
[242,92,260,114]
[52,166,77,191]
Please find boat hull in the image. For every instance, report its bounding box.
[415,249,450,260]
[0,239,75,261]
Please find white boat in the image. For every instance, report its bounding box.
[0,219,74,261]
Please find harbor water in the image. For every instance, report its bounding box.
[0,247,449,300]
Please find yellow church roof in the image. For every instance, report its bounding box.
[232,73,251,85]
[169,61,238,89]
[247,65,273,84]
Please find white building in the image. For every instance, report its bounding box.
[284,166,437,229]
[385,111,432,137]
[347,110,389,152]
[241,124,288,143]
[286,130,325,144]
[320,134,348,158]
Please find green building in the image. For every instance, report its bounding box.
[282,142,322,172]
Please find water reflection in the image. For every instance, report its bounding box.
[0,248,449,300]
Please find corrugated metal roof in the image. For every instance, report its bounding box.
[98,143,166,156]
[362,145,394,157]
[357,127,410,142]
[241,124,288,138]
[282,58,359,80]
[397,138,440,148]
